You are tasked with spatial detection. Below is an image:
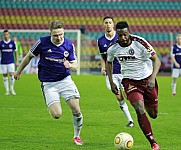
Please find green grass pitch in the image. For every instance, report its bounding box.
[0,74,181,150]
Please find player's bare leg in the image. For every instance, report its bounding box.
[67,98,83,145]
[116,90,134,127]
[145,107,158,119]
[48,102,62,119]
[132,100,160,150]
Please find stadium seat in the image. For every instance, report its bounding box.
[1,0,181,75]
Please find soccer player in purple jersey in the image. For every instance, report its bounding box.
[171,34,181,96]
[97,16,134,127]
[14,20,83,145]
[106,21,161,150]
[0,30,18,95]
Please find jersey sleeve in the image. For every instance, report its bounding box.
[97,39,102,54]
[107,46,115,62]
[97,38,107,54]
[14,41,18,51]
[29,39,41,56]
[140,39,156,59]
[171,45,176,55]
[67,43,77,62]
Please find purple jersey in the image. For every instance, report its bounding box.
[172,44,181,68]
[30,36,77,82]
[97,32,121,74]
[0,39,17,64]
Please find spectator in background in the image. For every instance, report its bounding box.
[0,30,18,95]
[13,36,23,65]
[171,34,181,96]
[97,16,134,127]
[14,20,83,145]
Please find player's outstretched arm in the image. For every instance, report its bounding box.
[100,55,106,76]
[106,61,113,83]
[14,51,19,67]
[147,54,161,89]
[64,59,78,72]
[106,61,118,95]
[171,54,180,68]
[14,52,34,80]
[150,54,161,79]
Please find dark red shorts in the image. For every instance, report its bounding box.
[122,77,158,108]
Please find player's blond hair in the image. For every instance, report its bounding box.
[50,20,64,31]
[176,34,181,41]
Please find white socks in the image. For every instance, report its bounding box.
[172,82,176,94]
[10,76,15,91]
[118,100,133,122]
[3,76,15,92]
[73,112,83,138]
[3,77,9,92]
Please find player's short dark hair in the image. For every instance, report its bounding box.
[116,21,129,30]
[3,30,9,33]
[50,20,64,31]
[103,16,114,22]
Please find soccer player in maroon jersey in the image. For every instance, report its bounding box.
[106,21,161,150]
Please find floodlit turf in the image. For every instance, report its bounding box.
[0,74,181,150]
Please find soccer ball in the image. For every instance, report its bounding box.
[114,132,133,150]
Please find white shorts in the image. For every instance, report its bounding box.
[41,76,80,107]
[106,74,124,90]
[1,63,15,74]
[172,68,181,78]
